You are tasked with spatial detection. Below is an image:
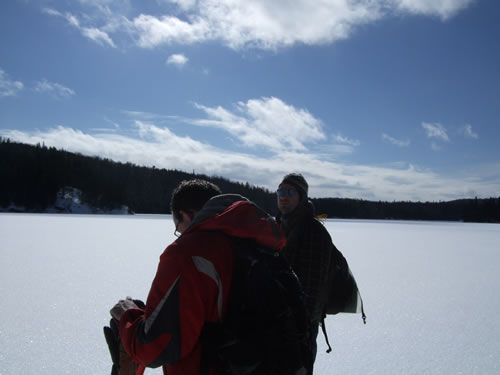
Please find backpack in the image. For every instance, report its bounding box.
[321,243,366,353]
[201,237,311,375]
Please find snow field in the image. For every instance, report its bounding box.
[1,214,499,374]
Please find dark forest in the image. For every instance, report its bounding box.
[1,138,499,222]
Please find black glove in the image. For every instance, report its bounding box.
[133,299,146,309]
[103,318,120,375]
[104,299,145,375]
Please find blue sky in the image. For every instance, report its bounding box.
[1,0,499,201]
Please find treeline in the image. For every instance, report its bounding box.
[1,138,499,222]
[312,197,500,222]
[0,138,275,214]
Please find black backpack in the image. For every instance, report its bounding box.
[321,243,366,353]
[201,237,311,375]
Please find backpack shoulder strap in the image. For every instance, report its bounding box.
[320,317,333,354]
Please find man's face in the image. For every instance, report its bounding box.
[277,183,300,215]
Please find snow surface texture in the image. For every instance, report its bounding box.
[1,214,499,374]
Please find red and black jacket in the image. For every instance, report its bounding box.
[118,194,285,375]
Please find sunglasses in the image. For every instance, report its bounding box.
[276,188,297,197]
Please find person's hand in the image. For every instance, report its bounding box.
[110,297,139,321]
[103,317,140,375]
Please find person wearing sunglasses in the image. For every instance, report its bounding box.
[276,173,335,374]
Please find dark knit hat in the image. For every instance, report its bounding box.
[280,173,308,200]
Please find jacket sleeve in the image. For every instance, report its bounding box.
[117,243,212,368]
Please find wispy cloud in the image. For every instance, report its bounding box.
[422,122,450,142]
[0,68,24,98]
[1,68,75,99]
[394,0,476,21]
[42,1,476,50]
[82,27,116,47]
[316,133,361,155]
[34,79,76,99]
[334,133,360,147]
[90,117,121,133]
[460,124,479,139]
[166,53,189,68]
[382,133,410,147]
[43,7,116,48]
[431,141,443,151]
[192,97,325,152]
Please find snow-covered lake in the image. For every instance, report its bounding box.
[1,213,499,374]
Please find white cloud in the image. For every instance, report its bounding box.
[126,0,474,50]
[34,79,76,98]
[0,68,24,98]
[334,133,360,147]
[42,8,63,17]
[130,1,381,50]
[166,53,189,67]
[82,27,116,47]
[43,7,116,48]
[460,124,479,139]
[422,122,450,142]
[44,1,476,50]
[382,133,410,147]
[192,97,325,152]
[393,0,477,20]
[132,14,211,48]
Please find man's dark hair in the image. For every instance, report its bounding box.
[170,179,222,221]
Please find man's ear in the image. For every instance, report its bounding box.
[179,210,194,224]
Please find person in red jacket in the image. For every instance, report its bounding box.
[110,179,286,375]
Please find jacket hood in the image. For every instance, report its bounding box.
[186,194,285,250]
